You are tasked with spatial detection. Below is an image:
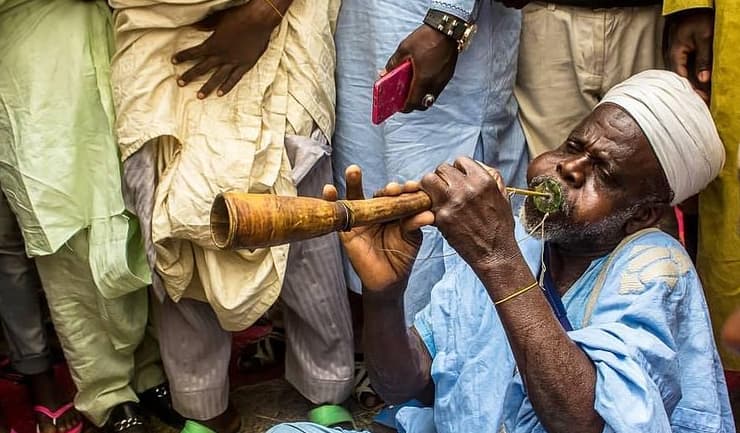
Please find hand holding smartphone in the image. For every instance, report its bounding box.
[371,59,413,125]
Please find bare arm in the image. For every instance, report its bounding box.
[421,158,603,433]
[475,253,603,433]
[363,290,434,404]
[320,168,436,405]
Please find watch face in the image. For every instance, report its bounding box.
[460,24,478,51]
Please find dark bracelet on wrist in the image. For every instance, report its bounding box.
[423,9,478,52]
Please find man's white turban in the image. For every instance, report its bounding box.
[598,70,725,205]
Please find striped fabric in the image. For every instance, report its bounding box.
[122,134,353,418]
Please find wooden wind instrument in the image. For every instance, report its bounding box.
[211,191,432,250]
[211,187,555,250]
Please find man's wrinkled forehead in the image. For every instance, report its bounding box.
[567,104,648,160]
[574,104,642,140]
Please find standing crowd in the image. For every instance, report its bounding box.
[0,0,738,433]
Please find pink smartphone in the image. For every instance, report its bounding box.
[372,59,413,125]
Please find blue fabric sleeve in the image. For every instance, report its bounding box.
[396,407,436,433]
[569,323,675,433]
[266,422,370,433]
[566,241,732,433]
[429,0,480,22]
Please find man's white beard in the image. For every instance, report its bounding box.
[519,199,638,246]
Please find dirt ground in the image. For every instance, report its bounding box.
[1,309,379,433]
[152,378,379,433]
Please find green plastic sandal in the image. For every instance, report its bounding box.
[181,420,218,433]
[308,404,356,429]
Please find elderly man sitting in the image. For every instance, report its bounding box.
[269,70,735,432]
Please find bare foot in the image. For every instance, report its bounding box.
[198,404,241,433]
[29,370,84,433]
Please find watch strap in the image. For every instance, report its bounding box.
[423,9,469,42]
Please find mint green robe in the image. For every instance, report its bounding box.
[0,0,161,424]
[0,0,150,297]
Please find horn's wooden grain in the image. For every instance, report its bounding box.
[210,181,557,250]
[210,191,432,250]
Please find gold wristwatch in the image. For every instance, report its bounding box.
[423,9,478,53]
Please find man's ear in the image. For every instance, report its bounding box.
[625,204,667,234]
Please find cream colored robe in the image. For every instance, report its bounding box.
[109,0,339,330]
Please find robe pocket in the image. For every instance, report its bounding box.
[671,406,722,432]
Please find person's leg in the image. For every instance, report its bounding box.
[119,138,171,402]
[131,319,187,429]
[155,296,239,433]
[35,230,148,430]
[602,5,663,93]
[132,317,166,395]
[514,3,601,157]
[0,191,82,433]
[121,139,237,432]
[0,213,50,376]
[280,154,354,406]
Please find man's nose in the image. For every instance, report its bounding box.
[556,155,588,188]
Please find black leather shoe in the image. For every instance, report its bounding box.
[138,383,186,429]
[106,402,147,433]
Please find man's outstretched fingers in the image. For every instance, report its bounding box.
[219,65,251,96]
[198,65,234,98]
[668,45,690,79]
[172,43,206,65]
[374,182,402,198]
[345,165,365,200]
[178,57,220,86]
[322,184,338,202]
[693,17,714,84]
[402,180,422,194]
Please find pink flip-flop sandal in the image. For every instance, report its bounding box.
[34,403,83,433]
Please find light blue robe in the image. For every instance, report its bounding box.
[268,222,735,433]
[332,0,529,322]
